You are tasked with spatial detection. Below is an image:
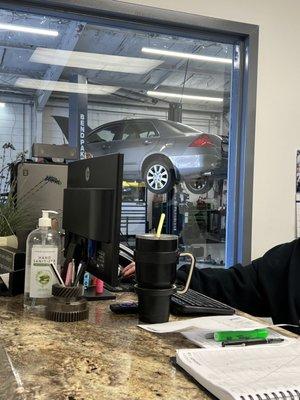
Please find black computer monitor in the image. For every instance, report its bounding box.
[63,153,123,289]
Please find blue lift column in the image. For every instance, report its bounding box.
[166,103,182,235]
[68,75,88,160]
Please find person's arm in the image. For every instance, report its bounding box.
[122,239,300,324]
[177,239,300,324]
[177,260,270,317]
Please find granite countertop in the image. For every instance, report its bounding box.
[0,294,209,400]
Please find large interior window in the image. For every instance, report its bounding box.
[0,7,237,269]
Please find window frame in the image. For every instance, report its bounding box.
[2,0,259,266]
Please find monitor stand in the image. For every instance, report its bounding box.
[84,286,116,301]
[83,280,135,300]
[104,281,135,293]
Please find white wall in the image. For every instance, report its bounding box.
[116,0,300,258]
[0,101,34,194]
[0,103,24,157]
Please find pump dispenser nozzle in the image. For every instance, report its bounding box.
[39,210,58,228]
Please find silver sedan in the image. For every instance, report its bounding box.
[85,118,223,194]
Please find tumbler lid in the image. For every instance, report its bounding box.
[135,233,178,252]
[136,233,178,241]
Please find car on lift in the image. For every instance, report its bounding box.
[54,116,226,194]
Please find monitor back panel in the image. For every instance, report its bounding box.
[63,154,124,287]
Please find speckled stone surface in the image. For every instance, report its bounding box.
[0,294,211,400]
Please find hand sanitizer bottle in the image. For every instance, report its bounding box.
[24,210,61,309]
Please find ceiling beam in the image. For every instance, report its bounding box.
[0,88,34,99]
[48,93,223,113]
[36,21,86,111]
[0,71,35,80]
[141,42,231,89]
[0,43,37,51]
[0,65,46,80]
[0,42,231,78]
[0,71,229,103]
[152,85,230,99]
[88,78,229,98]
[156,64,231,76]
[90,64,230,81]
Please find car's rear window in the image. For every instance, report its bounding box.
[160,120,203,135]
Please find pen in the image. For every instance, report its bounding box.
[65,261,74,286]
[73,262,87,287]
[222,338,284,347]
[71,259,76,285]
[50,263,65,286]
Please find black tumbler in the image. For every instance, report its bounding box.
[135,286,176,324]
[134,234,182,324]
[135,234,179,289]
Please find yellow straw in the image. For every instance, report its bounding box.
[156,213,165,238]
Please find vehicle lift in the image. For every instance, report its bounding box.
[166,102,184,236]
[165,103,225,265]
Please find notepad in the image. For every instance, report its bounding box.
[176,340,300,400]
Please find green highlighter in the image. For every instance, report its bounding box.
[213,328,269,342]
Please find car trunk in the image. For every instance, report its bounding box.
[52,116,93,142]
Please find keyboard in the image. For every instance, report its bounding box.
[171,289,235,316]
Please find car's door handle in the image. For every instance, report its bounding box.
[144,140,152,145]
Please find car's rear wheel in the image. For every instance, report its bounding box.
[184,176,214,195]
[144,161,175,194]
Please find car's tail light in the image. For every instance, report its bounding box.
[189,134,214,147]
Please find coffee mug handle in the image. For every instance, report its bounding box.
[177,252,196,294]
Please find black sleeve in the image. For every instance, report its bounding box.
[177,260,270,317]
[177,239,300,323]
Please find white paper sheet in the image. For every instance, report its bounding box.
[139,314,267,333]
[139,315,288,348]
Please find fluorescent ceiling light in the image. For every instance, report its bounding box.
[30,48,163,74]
[147,91,223,103]
[15,78,120,96]
[142,47,232,64]
[0,102,5,108]
[0,23,58,37]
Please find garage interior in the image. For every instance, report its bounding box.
[0,8,232,267]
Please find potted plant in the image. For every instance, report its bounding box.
[0,143,62,249]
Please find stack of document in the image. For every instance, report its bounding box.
[140,315,299,399]
[139,314,288,348]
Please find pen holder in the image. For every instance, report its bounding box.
[45,284,89,322]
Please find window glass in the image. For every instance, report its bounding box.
[0,7,235,268]
[160,120,203,134]
[87,124,122,143]
[122,121,159,140]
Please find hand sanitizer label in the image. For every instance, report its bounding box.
[30,246,58,298]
